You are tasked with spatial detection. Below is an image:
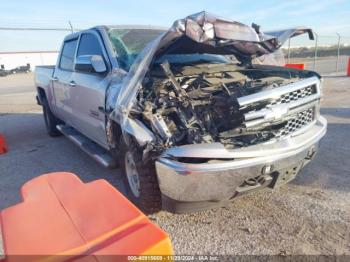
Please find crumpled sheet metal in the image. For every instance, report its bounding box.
[109,11,313,142]
[266,28,314,46]
[179,12,262,44]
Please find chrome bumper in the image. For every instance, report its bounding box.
[155,116,327,203]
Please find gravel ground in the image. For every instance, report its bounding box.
[0,73,349,255]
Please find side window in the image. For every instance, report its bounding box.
[59,39,78,71]
[77,34,103,57]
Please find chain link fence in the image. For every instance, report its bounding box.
[282,33,350,75]
[0,27,349,75]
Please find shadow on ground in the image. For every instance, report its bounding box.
[292,107,350,192]
[321,107,350,119]
[0,113,126,210]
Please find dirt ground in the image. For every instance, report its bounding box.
[0,73,349,255]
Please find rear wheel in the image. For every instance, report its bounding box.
[42,97,62,137]
[119,138,162,214]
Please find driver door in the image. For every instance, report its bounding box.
[70,31,109,148]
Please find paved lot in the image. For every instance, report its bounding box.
[0,72,349,255]
[289,56,349,75]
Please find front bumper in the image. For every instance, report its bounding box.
[155,116,327,206]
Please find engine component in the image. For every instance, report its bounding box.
[150,113,172,140]
[133,61,307,149]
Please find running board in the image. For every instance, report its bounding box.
[56,124,116,169]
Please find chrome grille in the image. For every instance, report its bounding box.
[271,84,316,105]
[234,77,321,146]
[275,107,315,138]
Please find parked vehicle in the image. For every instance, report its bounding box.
[10,64,31,74]
[0,69,7,76]
[35,12,327,213]
[0,69,9,77]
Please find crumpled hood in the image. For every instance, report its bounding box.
[109,11,314,132]
[153,12,313,60]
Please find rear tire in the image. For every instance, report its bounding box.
[119,137,162,214]
[42,97,62,137]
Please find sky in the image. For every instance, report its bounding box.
[0,0,350,52]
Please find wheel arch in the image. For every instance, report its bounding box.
[36,86,46,105]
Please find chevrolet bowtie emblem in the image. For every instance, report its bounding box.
[264,104,289,121]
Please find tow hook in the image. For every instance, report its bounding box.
[306,145,317,160]
[235,172,274,195]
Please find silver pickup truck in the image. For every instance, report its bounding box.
[35,12,327,213]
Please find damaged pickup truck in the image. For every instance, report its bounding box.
[35,12,327,213]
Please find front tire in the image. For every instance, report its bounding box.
[119,138,162,214]
[42,98,61,137]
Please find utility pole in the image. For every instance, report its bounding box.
[336,32,341,73]
[287,38,291,63]
[313,32,318,71]
[68,21,74,33]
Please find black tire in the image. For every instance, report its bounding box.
[42,97,62,137]
[119,137,162,214]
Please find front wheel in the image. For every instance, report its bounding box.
[119,138,162,214]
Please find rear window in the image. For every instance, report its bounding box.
[59,39,78,71]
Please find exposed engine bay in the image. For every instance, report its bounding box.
[130,61,317,149]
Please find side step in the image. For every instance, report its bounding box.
[56,124,117,169]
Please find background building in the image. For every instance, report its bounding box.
[0,51,59,71]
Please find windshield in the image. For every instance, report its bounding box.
[108,28,165,71]
[253,49,286,66]
[155,53,232,64]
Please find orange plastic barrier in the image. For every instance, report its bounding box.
[0,172,173,262]
[285,63,305,70]
[0,134,7,154]
[347,57,350,76]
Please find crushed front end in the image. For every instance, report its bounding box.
[110,12,327,212]
[154,72,326,211]
[132,62,326,212]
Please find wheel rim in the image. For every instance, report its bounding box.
[125,151,141,198]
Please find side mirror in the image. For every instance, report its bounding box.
[75,55,107,73]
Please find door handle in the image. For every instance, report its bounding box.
[51,77,59,81]
[69,81,76,87]
[98,106,107,115]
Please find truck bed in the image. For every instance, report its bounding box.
[35,65,55,90]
